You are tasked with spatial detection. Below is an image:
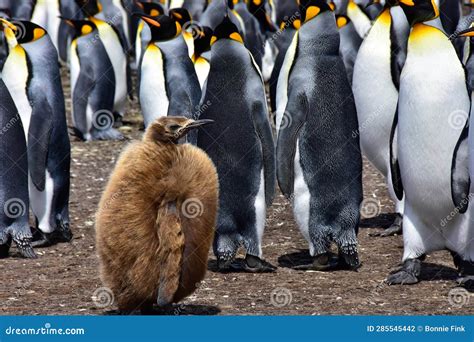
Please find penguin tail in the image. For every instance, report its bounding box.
[156,201,185,307]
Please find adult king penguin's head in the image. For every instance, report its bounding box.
[145,116,214,144]
[133,14,181,42]
[298,0,333,23]
[398,0,439,26]
[61,18,97,39]
[192,26,213,61]
[10,21,47,44]
[210,15,244,45]
[169,8,193,28]
[135,1,165,17]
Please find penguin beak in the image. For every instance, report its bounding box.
[185,119,214,131]
[450,27,474,41]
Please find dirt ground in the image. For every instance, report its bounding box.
[0,70,472,316]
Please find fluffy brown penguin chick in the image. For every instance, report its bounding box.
[95,116,218,313]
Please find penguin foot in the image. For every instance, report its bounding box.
[31,225,72,248]
[0,236,11,258]
[113,113,124,128]
[369,214,403,237]
[241,255,277,273]
[386,259,421,285]
[293,252,340,271]
[93,128,125,141]
[13,233,37,259]
[456,276,474,289]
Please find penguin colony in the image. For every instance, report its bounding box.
[0,0,472,311]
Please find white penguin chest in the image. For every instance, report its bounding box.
[194,57,210,89]
[276,32,298,134]
[352,10,398,174]
[398,24,470,215]
[140,44,169,126]
[2,46,32,142]
[94,20,127,102]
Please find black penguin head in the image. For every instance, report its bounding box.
[0,19,11,69]
[298,0,333,23]
[145,116,214,144]
[169,8,192,28]
[398,0,439,26]
[248,0,278,33]
[279,14,302,31]
[133,14,181,42]
[75,0,102,17]
[211,15,244,45]
[61,18,97,39]
[9,21,47,44]
[135,1,165,17]
[192,26,213,61]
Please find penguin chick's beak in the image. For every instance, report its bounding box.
[184,119,214,131]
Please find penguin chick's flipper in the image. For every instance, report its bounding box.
[369,213,403,237]
[386,258,421,285]
[389,103,404,201]
[156,202,185,307]
[28,97,53,192]
[276,93,309,199]
[451,122,470,213]
[251,101,276,207]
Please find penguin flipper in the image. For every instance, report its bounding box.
[156,202,185,306]
[251,101,276,207]
[389,103,404,201]
[28,98,53,192]
[451,122,470,213]
[276,93,309,199]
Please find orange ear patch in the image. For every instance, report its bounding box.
[229,32,243,43]
[143,16,161,27]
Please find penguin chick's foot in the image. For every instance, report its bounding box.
[242,255,277,273]
[386,258,421,285]
[293,252,339,271]
[369,214,403,237]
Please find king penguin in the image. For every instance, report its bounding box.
[65,18,124,141]
[2,19,73,246]
[169,8,196,58]
[137,14,201,128]
[192,25,213,90]
[0,76,35,259]
[275,0,363,271]
[96,116,218,313]
[76,0,129,124]
[134,1,165,67]
[197,16,276,272]
[352,0,409,236]
[387,0,473,285]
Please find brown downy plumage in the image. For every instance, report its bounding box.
[95,116,218,312]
